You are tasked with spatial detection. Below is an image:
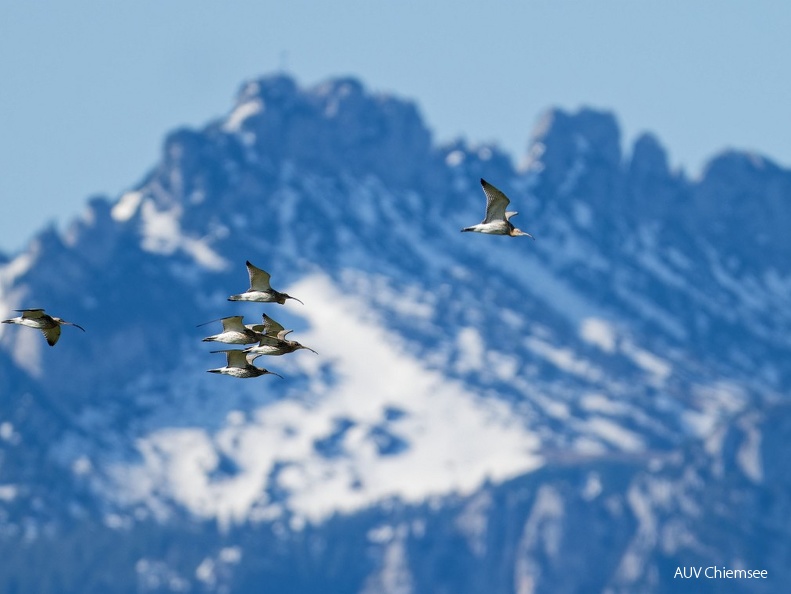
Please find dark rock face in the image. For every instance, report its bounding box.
[1,74,790,593]
[690,150,791,268]
[526,108,623,212]
[627,133,685,219]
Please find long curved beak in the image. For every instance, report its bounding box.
[285,294,304,305]
[64,321,86,332]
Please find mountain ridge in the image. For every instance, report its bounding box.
[0,73,789,593]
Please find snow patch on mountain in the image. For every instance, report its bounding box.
[223,97,263,134]
[136,198,228,270]
[583,417,644,452]
[736,416,763,483]
[111,191,143,222]
[579,317,617,353]
[525,336,604,383]
[620,340,672,383]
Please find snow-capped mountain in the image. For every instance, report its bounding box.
[1,74,790,593]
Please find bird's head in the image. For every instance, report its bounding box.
[510,228,535,240]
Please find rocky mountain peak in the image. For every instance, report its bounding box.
[223,74,433,188]
[236,73,300,106]
[626,133,685,219]
[629,133,670,180]
[526,108,621,176]
[523,107,623,218]
[692,149,791,266]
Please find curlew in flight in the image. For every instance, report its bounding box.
[461,178,535,238]
[228,261,303,304]
[207,349,284,379]
[245,328,318,359]
[1,308,85,346]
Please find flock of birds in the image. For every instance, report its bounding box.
[2,179,534,380]
[200,260,316,379]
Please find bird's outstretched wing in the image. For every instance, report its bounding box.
[17,308,47,320]
[246,261,272,292]
[261,313,286,336]
[480,179,510,223]
[227,349,251,368]
[220,316,247,332]
[211,349,249,368]
[42,325,61,346]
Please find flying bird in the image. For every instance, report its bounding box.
[244,328,318,358]
[461,178,535,238]
[207,349,284,379]
[198,315,263,344]
[1,308,85,346]
[228,261,304,304]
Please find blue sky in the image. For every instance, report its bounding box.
[1,1,789,253]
